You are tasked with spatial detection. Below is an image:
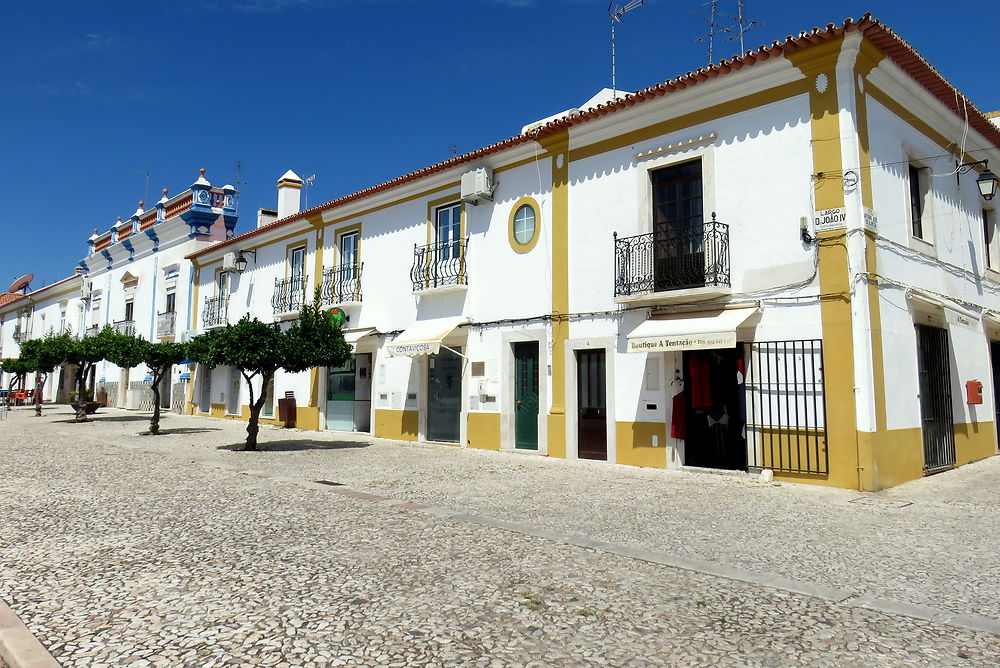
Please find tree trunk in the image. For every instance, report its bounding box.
[243,372,271,451]
[149,366,164,435]
[74,363,89,422]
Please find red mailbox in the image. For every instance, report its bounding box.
[966,380,983,405]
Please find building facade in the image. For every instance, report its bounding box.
[9,15,1000,491]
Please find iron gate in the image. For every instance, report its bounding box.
[915,325,956,472]
[745,340,828,474]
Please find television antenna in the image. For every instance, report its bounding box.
[720,0,763,54]
[609,0,643,96]
[234,160,247,213]
[694,1,763,62]
[302,173,316,209]
[130,168,150,205]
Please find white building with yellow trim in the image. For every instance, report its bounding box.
[21,14,1000,491]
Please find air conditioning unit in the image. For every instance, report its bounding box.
[80,279,92,299]
[460,167,494,206]
[222,251,238,271]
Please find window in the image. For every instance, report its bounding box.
[59,309,66,333]
[984,209,998,272]
[509,198,540,252]
[651,159,707,290]
[124,301,134,322]
[435,203,461,260]
[290,246,305,281]
[165,292,176,313]
[216,270,229,295]
[340,232,359,277]
[908,163,930,241]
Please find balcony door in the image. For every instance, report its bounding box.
[652,160,704,291]
[337,232,360,301]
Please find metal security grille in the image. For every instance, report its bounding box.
[745,340,828,474]
[915,325,956,472]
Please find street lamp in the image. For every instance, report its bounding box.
[234,249,256,273]
[958,160,999,201]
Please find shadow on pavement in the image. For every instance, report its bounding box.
[139,427,222,435]
[217,440,370,452]
[53,414,157,424]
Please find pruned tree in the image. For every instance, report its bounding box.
[188,297,350,450]
[103,332,187,434]
[65,326,114,422]
[1,357,33,403]
[18,332,74,416]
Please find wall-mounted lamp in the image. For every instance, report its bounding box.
[234,249,257,273]
[800,216,815,245]
[957,159,999,201]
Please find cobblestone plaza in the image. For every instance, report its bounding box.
[1,406,998,666]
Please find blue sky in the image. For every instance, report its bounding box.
[2,1,997,289]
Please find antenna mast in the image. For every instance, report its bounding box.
[302,174,316,210]
[609,0,643,96]
[131,168,150,205]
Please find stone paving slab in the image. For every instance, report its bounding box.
[0,406,998,666]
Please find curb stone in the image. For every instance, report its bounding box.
[0,598,59,668]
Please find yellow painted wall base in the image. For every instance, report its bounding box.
[547,414,566,459]
[375,409,418,442]
[616,422,667,469]
[954,422,997,466]
[467,412,501,451]
[868,428,924,490]
[296,406,320,432]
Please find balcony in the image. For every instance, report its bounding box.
[322,263,363,306]
[113,319,136,336]
[272,276,309,316]
[86,325,100,337]
[411,239,468,294]
[11,326,25,344]
[614,217,730,303]
[157,311,177,339]
[203,295,229,329]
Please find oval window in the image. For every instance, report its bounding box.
[513,204,536,245]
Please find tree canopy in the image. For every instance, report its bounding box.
[188,299,351,450]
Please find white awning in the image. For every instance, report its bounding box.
[386,316,467,357]
[342,328,379,351]
[626,308,757,353]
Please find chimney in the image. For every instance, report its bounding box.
[276,170,303,219]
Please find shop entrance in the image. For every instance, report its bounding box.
[326,353,372,432]
[427,347,462,443]
[576,349,607,460]
[992,341,1000,449]
[682,347,747,470]
[916,325,955,471]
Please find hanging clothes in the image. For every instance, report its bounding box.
[671,391,687,439]
[689,352,713,408]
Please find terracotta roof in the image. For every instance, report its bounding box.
[0,293,23,306]
[189,12,1000,260]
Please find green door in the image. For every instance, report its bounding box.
[514,342,539,450]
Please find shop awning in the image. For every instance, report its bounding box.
[386,316,467,357]
[626,308,757,353]
[342,327,379,350]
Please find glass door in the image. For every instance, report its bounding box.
[427,347,462,443]
[576,349,607,460]
[326,357,356,431]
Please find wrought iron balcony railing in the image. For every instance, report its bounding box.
[113,319,136,336]
[86,325,100,337]
[322,263,363,305]
[410,239,468,292]
[11,326,25,344]
[203,295,229,329]
[614,216,730,297]
[272,276,309,314]
[157,311,177,338]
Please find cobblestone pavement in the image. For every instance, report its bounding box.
[0,407,998,666]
